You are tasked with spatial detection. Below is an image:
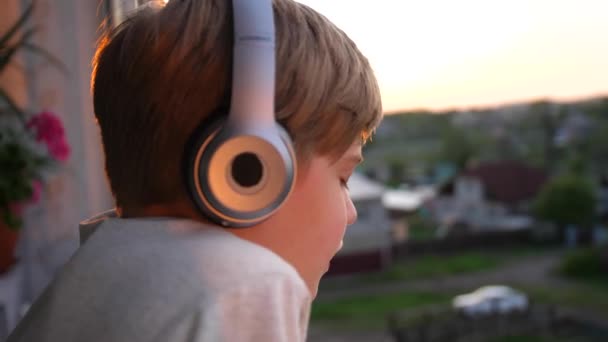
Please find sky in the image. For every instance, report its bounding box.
[295,0,608,113]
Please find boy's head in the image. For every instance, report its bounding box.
[92,0,382,294]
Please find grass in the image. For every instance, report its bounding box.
[407,214,437,241]
[520,247,608,316]
[312,280,608,332]
[313,249,524,331]
[408,223,436,241]
[523,283,608,316]
[310,291,452,329]
[360,252,502,283]
[558,247,608,287]
[313,245,607,335]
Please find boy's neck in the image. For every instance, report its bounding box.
[119,202,203,222]
[119,203,317,297]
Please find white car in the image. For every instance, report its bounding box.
[452,285,529,317]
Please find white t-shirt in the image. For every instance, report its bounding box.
[7,211,312,342]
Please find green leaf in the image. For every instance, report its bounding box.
[1,208,22,230]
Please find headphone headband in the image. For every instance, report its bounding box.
[230,0,276,127]
[185,0,296,228]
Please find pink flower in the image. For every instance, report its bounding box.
[27,111,71,162]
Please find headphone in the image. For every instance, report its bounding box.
[184,0,296,228]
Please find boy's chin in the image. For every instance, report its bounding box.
[332,240,344,257]
[322,240,344,272]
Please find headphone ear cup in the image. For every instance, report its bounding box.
[276,123,294,147]
[185,117,296,227]
[183,115,226,221]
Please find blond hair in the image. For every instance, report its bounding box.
[92,0,383,209]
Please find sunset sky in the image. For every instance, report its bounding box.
[295,0,608,113]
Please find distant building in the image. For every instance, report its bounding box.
[382,186,437,242]
[429,161,548,233]
[554,111,592,146]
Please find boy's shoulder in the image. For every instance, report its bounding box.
[76,211,308,294]
[7,213,312,342]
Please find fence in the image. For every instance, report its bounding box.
[388,304,608,342]
[326,229,551,276]
[391,229,540,259]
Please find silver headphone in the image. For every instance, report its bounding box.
[184,0,296,228]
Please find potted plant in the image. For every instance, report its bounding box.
[1,2,70,274]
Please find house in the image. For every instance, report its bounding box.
[382,185,437,242]
[429,161,548,233]
[327,172,393,275]
[554,110,592,147]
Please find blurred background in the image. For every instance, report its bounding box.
[1,0,607,341]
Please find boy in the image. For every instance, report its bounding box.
[8,0,382,341]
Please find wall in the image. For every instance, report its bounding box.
[1,0,114,303]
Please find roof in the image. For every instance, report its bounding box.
[347,172,385,201]
[462,161,548,205]
[382,186,436,212]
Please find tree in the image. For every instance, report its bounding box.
[533,175,597,240]
[580,121,608,175]
[438,126,477,170]
[528,100,562,171]
[387,158,406,188]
